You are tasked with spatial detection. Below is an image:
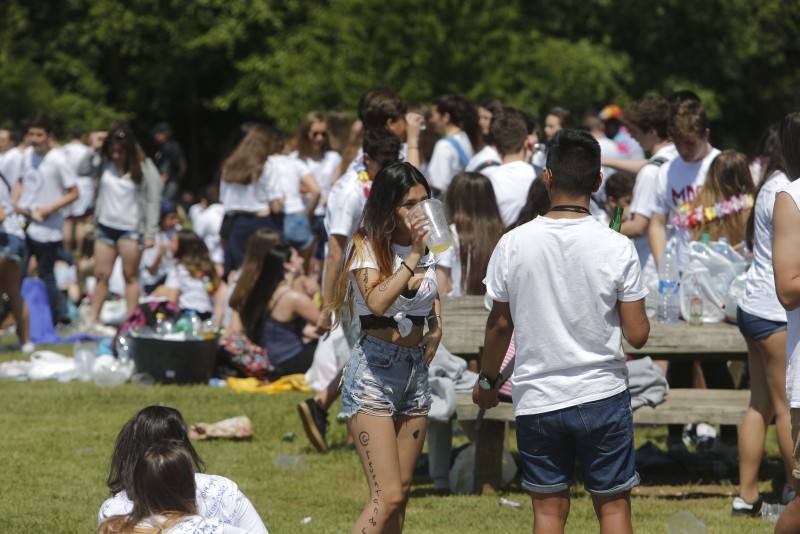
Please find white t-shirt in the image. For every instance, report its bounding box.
[140,229,177,288]
[18,147,78,242]
[483,161,537,227]
[220,163,273,214]
[324,169,366,239]
[348,242,438,319]
[267,154,310,214]
[60,141,90,173]
[628,144,678,268]
[428,131,473,191]
[484,215,647,416]
[0,174,23,238]
[97,473,268,534]
[650,146,720,269]
[466,145,501,172]
[0,147,23,184]
[165,264,214,313]
[779,180,800,408]
[345,144,407,175]
[61,143,96,217]
[133,515,247,534]
[189,202,225,265]
[739,171,791,322]
[96,164,140,231]
[291,150,342,216]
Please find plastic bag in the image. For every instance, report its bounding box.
[679,241,747,323]
[679,261,726,323]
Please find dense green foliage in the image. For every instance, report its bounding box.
[1,0,799,185]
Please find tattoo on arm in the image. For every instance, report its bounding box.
[378,268,402,292]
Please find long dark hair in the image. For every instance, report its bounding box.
[221,125,283,184]
[102,124,143,184]
[333,162,431,325]
[175,231,219,292]
[106,406,204,496]
[99,440,198,534]
[433,95,482,151]
[783,111,800,181]
[444,172,505,295]
[512,178,551,229]
[229,228,289,341]
[746,125,786,249]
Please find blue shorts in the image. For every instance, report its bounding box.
[340,335,431,419]
[516,390,639,496]
[282,213,315,250]
[737,307,787,341]
[96,223,140,245]
[0,233,26,263]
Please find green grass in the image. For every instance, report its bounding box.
[0,346,778,533]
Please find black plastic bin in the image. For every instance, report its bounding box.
[130,331,219,385]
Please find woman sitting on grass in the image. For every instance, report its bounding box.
[98,406,268,533]
[98,440,249,534]
[229,228,320,378]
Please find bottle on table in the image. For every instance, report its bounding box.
[657,245,680,324]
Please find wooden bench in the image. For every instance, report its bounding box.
[456,389,751,494]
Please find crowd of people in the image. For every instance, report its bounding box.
[2,86,800,533]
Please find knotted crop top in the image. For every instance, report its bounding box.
[348,241,438,335]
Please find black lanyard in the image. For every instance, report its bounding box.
[548,205,591,215]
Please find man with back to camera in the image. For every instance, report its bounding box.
[152,121,187,201]
[476,128,649,534]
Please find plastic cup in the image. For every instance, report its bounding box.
[411,199,452,254]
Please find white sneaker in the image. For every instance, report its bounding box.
[731,496,762,516]
[21,342,35,354]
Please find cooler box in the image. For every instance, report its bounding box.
[130,331,219,384]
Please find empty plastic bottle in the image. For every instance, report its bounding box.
[658,245,681,324]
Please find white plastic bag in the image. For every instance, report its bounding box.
[679,261,726,323]
[28,351,76,381]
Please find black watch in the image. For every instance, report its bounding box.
[478,372,500,391]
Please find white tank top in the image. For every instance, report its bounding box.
[780,179,800,408]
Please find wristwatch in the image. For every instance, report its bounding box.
[478,372,500,391]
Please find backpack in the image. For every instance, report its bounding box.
[473,160,500,173]
[218,332,275,378]
[444,136,470,168]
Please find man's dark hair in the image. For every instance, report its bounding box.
[491,110,528,157]
[624,96,671,140]
[27,115,54,134]
[363,128,402,167]
[605,173,635,201]
[358,88,407,131]
[546,129,601,196]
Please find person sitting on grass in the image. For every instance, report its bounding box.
[475,129,649,534]
[98,440,252,534]
[98,405,268,533]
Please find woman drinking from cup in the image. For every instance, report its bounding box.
[333,161,442,533]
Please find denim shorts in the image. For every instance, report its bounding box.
[0,233,26,263]
[282,213,315,250]
[737,306,787,341]
[516,390,639,496]
[96,223,140,245]
[340,335,431,418]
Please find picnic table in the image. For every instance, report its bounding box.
[441,295,747,360]
[441,295,750,494]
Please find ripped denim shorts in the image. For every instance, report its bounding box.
[340,335,431,419]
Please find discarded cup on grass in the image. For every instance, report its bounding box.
[762,503,785,523]
[73,340,97,381]
[92,355,132,387]
[498,497,522,509]
[667,511,705,533]
[273,455,303,467]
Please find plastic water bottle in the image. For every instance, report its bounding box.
[685,276,704,326]
[762,503,785,523]
[658,246,680,323]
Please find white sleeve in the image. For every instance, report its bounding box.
[617,240,648,302]
[58,153,79,190]
[428,139,455,191]
[232,489,269,534]
[327,190,360,238]
[629,165,658,219]
[483,236,510,303]
[97,494,132,525]
[164,266,180,289]
[263,160,284,202]
[649,165,670,215]
[349,240,379,271]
